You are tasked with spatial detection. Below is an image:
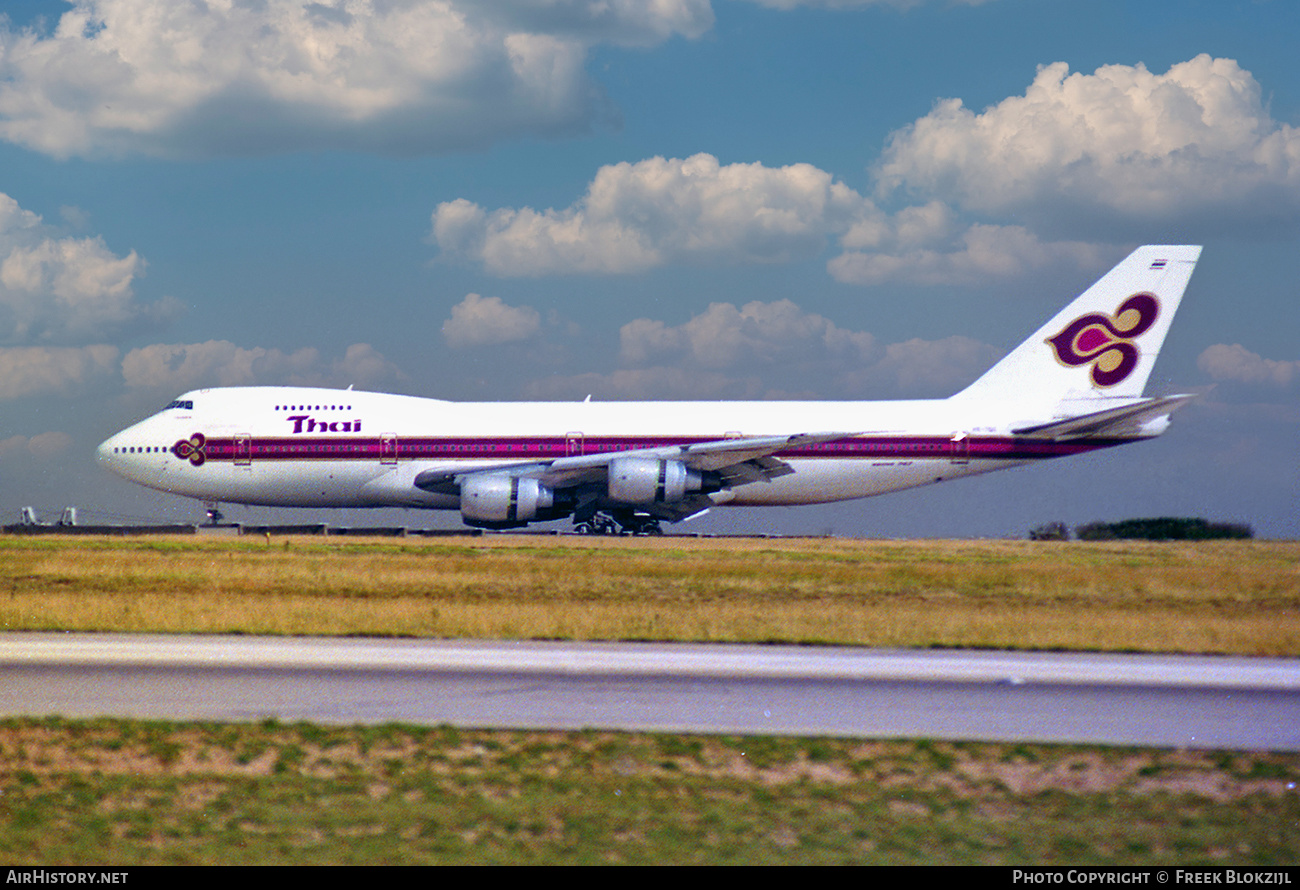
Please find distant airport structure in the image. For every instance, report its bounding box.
[16,506,78,527]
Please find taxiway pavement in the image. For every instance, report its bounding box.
[2,633,1297,749]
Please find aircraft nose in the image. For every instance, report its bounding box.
[96,433,122,471]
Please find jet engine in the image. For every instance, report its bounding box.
[460,475,553,527]
[607,457,702,505]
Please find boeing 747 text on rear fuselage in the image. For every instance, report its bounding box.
[98,245,1201,534]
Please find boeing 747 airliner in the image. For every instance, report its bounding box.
[98,245,1201,534]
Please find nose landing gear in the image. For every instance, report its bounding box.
[204,501,225,526]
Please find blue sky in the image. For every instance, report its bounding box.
[0,0,1296,537]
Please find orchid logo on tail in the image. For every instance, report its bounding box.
[1046,293,1160,387]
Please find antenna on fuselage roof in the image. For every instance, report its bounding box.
[347,384,354,391]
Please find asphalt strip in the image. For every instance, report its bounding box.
[3,632,1298,691]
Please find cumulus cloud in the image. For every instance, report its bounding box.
[121,340,402,391]
[331,343,406,387]
[433,154,1109,285]
[524,366,756,401]
[528,299,996,400]
[433,53,1300,284]
[0,0,713,158]
[0,345,119,400]
[750,0,991,6]
[0,192,180,344]
[442,293,541,347]
[875,55,1300,229]
[620,299,875,369]
[1198,344,1300,388]
[872,336,1000,394]
[432,153,870,275]
[0,431,75,461]
[830,221,1104,286]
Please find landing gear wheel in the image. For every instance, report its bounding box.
[626,515,662,536]
[573,513,624,536]
[574,511,663,536]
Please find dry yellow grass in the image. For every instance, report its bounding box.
[1,534,1297,655]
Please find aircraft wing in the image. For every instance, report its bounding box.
[1012,394,1197,440]
[412,431,850,495]
[538,431,846,487]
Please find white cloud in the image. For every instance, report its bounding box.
[528,299,994,400]
[331,343,406,387]
[749,0,992,6]
[442,293,541,347]
[0,192,179,344]
[433,154,1107,285]
[620,299,875,369]
[830,222,1104,286]
[0,0,713,158]
[432,153,870,275]
[0,337,401,404]
[875,55,1300,228]
[1198,344,1300,388]
[0,345,119,400]
[524,366,756,401]
[121,339,402,391]
[0,431,75,461]
[121,341,320,391]
[872,336,1000,394]
[432,53,1300,286]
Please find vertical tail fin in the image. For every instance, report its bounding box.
[952,245,1201,405]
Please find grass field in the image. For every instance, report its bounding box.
[2,533,1297,864]
[2,717,1297,865]
[1,534,1297,654]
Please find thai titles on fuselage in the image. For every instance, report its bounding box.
[286,415,362,434]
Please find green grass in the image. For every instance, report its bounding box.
[1,717,1296,865]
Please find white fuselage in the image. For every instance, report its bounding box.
[94,247,1200,529]
[96,385,1120,515]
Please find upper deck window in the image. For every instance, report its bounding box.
[164,400,194,410]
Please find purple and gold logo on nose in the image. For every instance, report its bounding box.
[1046,293,1160,388]
[172,433,206,466]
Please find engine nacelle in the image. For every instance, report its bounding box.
[607,457,702,505]
[460,475,553,526]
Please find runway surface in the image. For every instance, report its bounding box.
[3,633,1298,750]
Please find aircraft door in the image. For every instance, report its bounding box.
[565,432,584,457]
[949,432,970,465]
[234,433,253,467]
[380,433,398,465]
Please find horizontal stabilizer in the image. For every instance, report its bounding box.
[1012,395,1197,440]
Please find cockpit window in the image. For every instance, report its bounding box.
[164,400,194,410]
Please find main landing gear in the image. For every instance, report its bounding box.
[573,510,663,536]
[204,501,225,526]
